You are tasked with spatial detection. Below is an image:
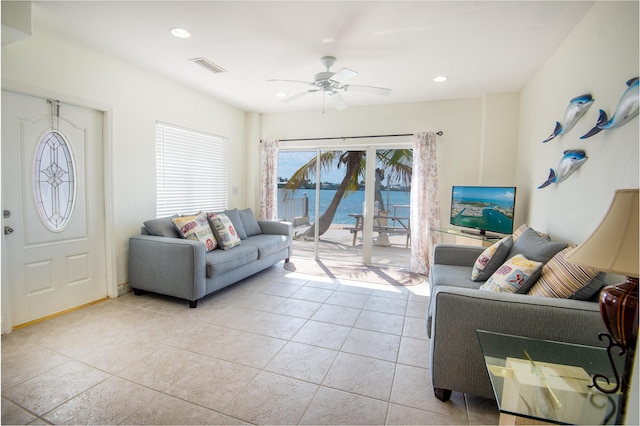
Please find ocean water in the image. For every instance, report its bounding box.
[278,188,411,225]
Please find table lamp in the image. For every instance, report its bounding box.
[565,188,638,420]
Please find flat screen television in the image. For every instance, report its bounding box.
[450,186,516,235]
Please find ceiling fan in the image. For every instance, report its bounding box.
[268,56,392,111]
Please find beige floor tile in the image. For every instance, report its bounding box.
[342,328,401,362]
[166,358,259,411]
[300,386,388,425]
[369,286,410,300]
[272,298,321,319]
[44,376,159,425]
[1,335,70,391]
[386,403,465,425]
[325,291,370,309]
[292,320,351,350]
[1,398,38,425]
[406,300,429,318]
[201,304,266,330]
[117,345,208,391]
[123,393,232,425]
[248,312,307,339]
[402,316,429,340]
[364,296,408,315]
[311,304,362,327]
[323,352,396,400]
[291,286,334,303]
[3,360,109,416]
[335,283,375,296]
[397,336,430,368]
[303,279,341,291]
[251,281,302,297]
[354,310,405,335]
[465,394,500,425]
[264,341,338,383]
[223,371,318,424]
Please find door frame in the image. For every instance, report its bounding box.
[1,81,116,333]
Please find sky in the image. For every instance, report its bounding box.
[278,151,346,184]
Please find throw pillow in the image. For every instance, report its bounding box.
[507,227,567,264]
[208,213,242,250]
[569,272,606,301]
[144,215,180,238]
[512,224,550,242]
[528,246,601,298]
[171,212,217,251]
[479,254,543,294]
[224,208,248,240]
[239,208,262,236]
[471,236,513,281]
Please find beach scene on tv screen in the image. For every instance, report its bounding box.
[451,187,515,234]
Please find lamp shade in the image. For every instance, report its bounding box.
[565,189,639,277]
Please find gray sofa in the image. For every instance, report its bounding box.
[427,238,607,402]
[128,208,292,308]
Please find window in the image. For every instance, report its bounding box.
[155,122,227,217]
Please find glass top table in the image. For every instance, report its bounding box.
[476,330,624,425]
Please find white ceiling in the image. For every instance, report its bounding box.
[30,1,594,113]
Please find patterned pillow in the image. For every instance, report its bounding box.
[528,246,601,298]
[172,212,217,251]
[471,236,513,281]
[479,254,543,294]
[207,213,242,250]
[512,224,550,242]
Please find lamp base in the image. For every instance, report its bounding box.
[600,276,638,351]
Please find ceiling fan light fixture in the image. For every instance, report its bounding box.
[433,76,448,83]
[170,27,191,39]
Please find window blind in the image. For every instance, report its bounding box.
[156,122,228,217]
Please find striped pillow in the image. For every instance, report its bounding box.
[527,245,600,298]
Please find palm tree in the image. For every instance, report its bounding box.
[282,149,412,238]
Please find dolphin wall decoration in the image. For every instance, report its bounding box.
[581,77,639,139]
[538,150,588,189]
[543,94,594,143]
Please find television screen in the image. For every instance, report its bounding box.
[450,186,516,235]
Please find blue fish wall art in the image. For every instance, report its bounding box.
[543,94,594,143]
[538,150,588,189]
[581,77,639,139]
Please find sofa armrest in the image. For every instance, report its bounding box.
[259,220,293,238]
[433,243,485,267]
[128,235,206,302]
[429,286,605,399]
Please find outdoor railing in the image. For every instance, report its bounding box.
[279,192,310,226]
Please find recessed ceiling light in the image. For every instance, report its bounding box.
[275,92,287,98]
[170,27,191,39]
[433,76,448,83]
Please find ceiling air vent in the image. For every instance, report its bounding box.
[190,57,226,74]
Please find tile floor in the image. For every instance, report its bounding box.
[1,260,499,425]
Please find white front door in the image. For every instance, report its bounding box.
[1,90,107,328]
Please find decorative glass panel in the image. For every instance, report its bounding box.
[33,131,76,232]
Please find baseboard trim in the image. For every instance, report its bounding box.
[12,297,111,331]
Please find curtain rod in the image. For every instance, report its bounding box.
[264,131,443,143]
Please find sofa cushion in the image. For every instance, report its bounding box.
[224,208,248,240]
[144,215,181,238]
[239,208,262,237]
[507,227,567,264]
[205,245,258,277]
[171,212,217,251]
[528,246,601,299]
[208,213,242,250]
[241,234,289,258]
[471,236,513,281]
[479,254,543,294]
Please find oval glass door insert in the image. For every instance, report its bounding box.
[33,131,76,232]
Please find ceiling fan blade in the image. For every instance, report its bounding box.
[281,89,320,103]
[330,91,349,110]
[268,79,315,86]
[330,68,358,85]
[344,85,392,96]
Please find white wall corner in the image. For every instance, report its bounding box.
[2,1,31,46]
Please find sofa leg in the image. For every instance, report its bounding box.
[132,288,145,296]
[189,300,198,308]
[434,388,452,402]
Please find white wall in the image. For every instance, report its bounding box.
[2,28,247,289]
[260,94,520,238]
[517,1,639,244]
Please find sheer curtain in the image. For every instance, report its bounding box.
[410,131,441,275]
[259,139,279,220]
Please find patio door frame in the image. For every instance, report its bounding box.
[279,139,411,265]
